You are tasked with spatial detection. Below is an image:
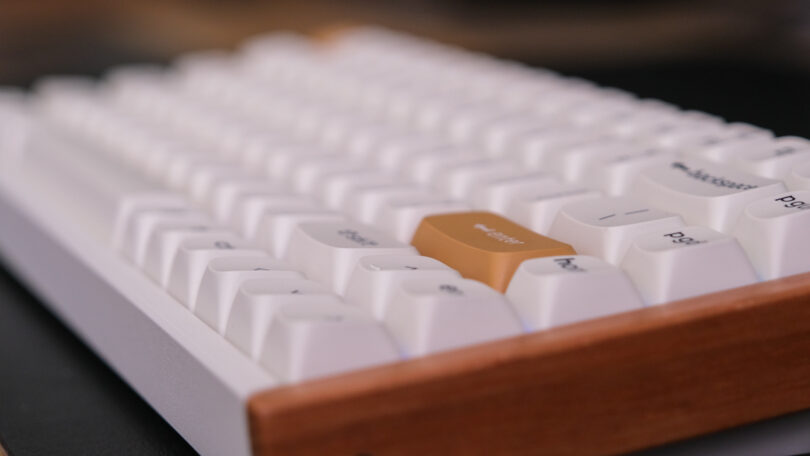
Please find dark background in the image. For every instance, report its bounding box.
[2,0,809,138]
[1,1,810,454]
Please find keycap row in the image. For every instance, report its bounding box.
[27,32,810,303]
[108,176,652,380]
[34,60,810,288]
[23,91,654,382]
[31,30,810,292]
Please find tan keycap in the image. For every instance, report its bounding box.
[411,211,576,292]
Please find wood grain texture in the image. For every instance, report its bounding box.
[248,271,810,456]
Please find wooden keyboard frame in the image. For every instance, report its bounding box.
[248,271,810,455]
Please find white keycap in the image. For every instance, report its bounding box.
[621,226,758,305]
[264,144,334,180]
[209,179,284,222]
[566,99,636,128]
[316,115,367,150]
[288,156,369,195]
[121,208,211,266]
[316,169,399,210]
[479,117,550,157]
[353,79,410,117]
[259,301,401,382]
[724,122,770,137]
[469,172,559,214]
[548,139,640,182]
[343,184,427,224]
[685,135,774,163]
[730,137,810,179]
[186,164,250,204]
[225,277,337,359]
[385,85,437,125]
[434,159,519,200]
[677,111,725,126]
[527,88,596,118]
[445,106,513,144]
[343,125,411,161]
[164,155,227,192]
[344,255,461,319]
[785,161,810,191]
[134,140,187,178]
[224,130,293,167]
[506,255,644,330]
[512,129,608,170]
[286,221,418,294]
[376,196,470,243]
[194,256,303,333]
[233,194,315,239]
[548,196,685,264]
[732,191,810,280]
[255,209,346,258]
[654,123,743,150]
[211,124,280,163]
[142,225,231,286]
[411,97,477,133]
[578,146,675,196]
[383,277,523,356]
[493,81,558,112]
[609,109,681,139]
[167,235,264,308]
[507,182,602,235]
[290,104,341,140]
[111,192,187,249]
[100,128,157,170]
[374,136,452,171]
[632,159,785,233]
[405,151,485,186]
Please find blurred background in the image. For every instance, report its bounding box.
[1,0,809,134]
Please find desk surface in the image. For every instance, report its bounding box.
[1,62,810,456]
[0,265,197,456]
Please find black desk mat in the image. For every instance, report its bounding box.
[0,265,197,456]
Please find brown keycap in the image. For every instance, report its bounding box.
[411,211,576,292]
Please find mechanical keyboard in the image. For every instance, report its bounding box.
[2,27,810,456]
